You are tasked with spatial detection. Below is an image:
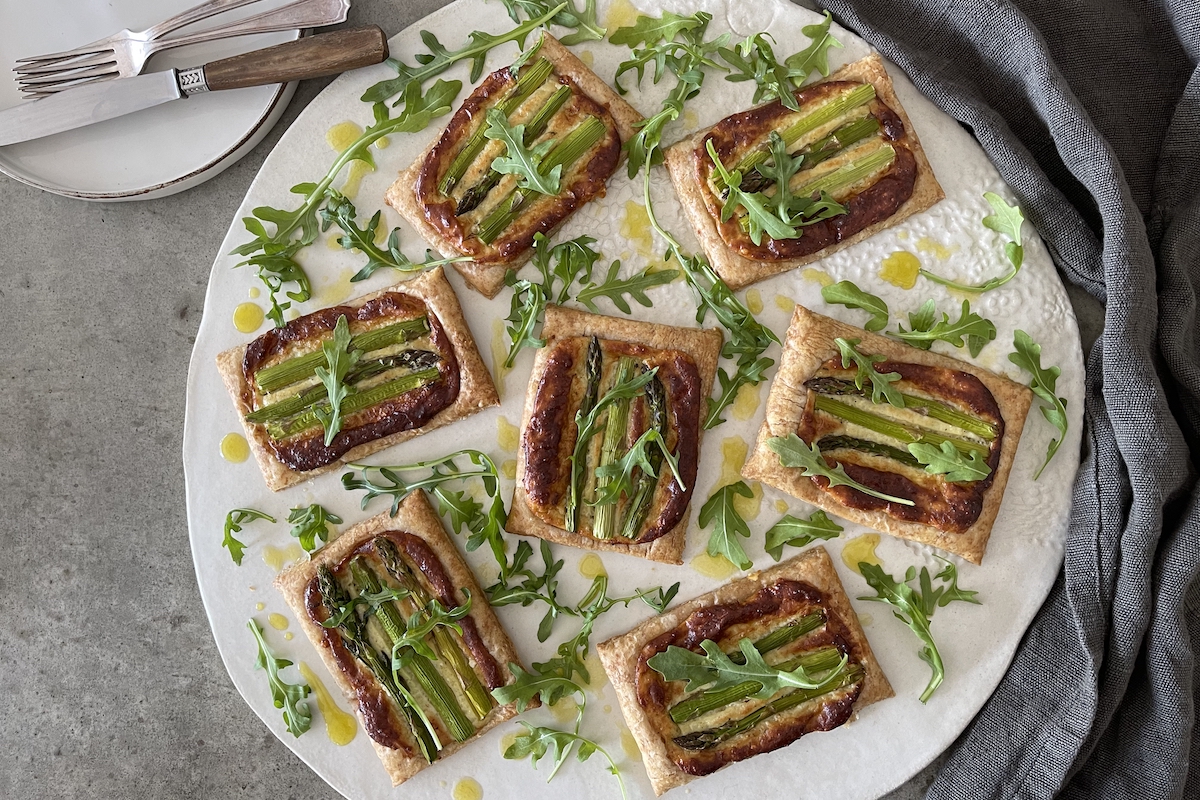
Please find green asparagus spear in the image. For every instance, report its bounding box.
[738,115,881,194]
[592,358,634,540]
[620,373,667,539]
[805,377,998,440]
[374,537,493,720]
[566,336,602,533]
[813,395,990,459]
[265,367,441,439]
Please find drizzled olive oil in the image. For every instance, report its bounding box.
[731,382,761,421]
[233,302,264,333]
[621,729,642,761]
[579,553,607,579]
[880,251,920,289]
[801,267,834,286]
[775,293,796,312]
[841,533,882,575]
[719,437,762,520]
[298,662,357,746]
[261,543,305,572]
[452,777,483,800]
[326,121,372,199]
[745,288,763,314]
[220,433,250,463]
[267,613,289,631]
[605,0,641,29]
[916,236,956,259]
[496,416,520,452]
[620,200,655,258]
[690,552,738,579]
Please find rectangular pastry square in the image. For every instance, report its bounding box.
[665,52,944,290]
[506,305,722,564]
[597,546,892,796]
[742,305,1032,564]
[216,266,498,492]
[387,34,644,298]
[275,491,527,786]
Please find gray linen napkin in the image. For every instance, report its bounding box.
[815,1,1200,797]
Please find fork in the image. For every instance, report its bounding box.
[15,0,351,97]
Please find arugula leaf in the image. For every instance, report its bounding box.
[569,367,658,492]
[499,0,605,45]
[609,10,705,47]
[320,190,468,282]
[784,11,842,78]
[484,107,563,195]
[248,620,311,737]
[920,192,1025,292]
[908,441,992,483]
[699,481,755,570]
[548,235,601,302]
[719,33,806,111]
[505,721,625,794]
[858,557,981,702]
[432,487,484,537]
[707,139,799,245]
[286,504,343,553]
[387,593,473,662]
[342,450,511,578]
[834,337,904,408]
[890,299,997,357]
[756,131,803,222]
[504,272,547,368]
[222,508,276,566]
[361,5,562,104]
[592,428,684,506]
[576,260,678,313]
[649,637,847,699]
[821,280,890,332]
[768,434,915,506]
[234,80,460,322]
[1008,330,1068,479]
[312,316,362,446]
[764,509,843,561]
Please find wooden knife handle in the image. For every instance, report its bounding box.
[203,27,388,92]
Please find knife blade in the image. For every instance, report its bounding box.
[0,27,388,147]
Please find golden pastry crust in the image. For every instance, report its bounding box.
[274,491,528,786]
[216,267,498,492]
[665,53,944,290]
[387,34,644,298]
[506,305,722,564]
[742,305,1032,564]
[597,546,892,796]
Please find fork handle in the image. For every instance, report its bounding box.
[145,0,264,40]
[201,26,388,91]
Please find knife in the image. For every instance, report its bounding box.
[0,27,388,147]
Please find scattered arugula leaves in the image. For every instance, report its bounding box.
[699,481,755,570]
[649,637,847,699]
[764,509,843,560]
[908,441,992,483]
[821,280,889,332]
[1009,330,1068,479]
[858,556,980,702]
[222,508,276,566]
[920,192,1025,292]
[498,0,605,46]
[248,619,312,736]
[707,139,799,245]
[768,433,915,506]
[361,5,561,104]
[834,337,904,408]
[313,315,362,445]
[890,299,997,357]
[232,80,461,323]
[576,260,679,313]
[485,108,563,195]
[342,450,510,578]
[784,11,843,78]
[718,33,806,111]
[592,428,684,507]
[286,504,343,553]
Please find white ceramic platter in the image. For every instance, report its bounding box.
[0,0,300,201]
[183,0,1085,798]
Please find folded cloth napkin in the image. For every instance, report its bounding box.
[816,1,1200,797]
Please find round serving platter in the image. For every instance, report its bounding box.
[183,0,1085,797]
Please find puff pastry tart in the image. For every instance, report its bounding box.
[598,546,892,796]
[665,53,944,290]
[216,267,497,491]
[506,306,722,564]
[275,492,528,786]
[742,305,1032,564]
[388,34,643,298]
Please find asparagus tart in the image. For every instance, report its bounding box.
[665,53,944,290]
[216,267,498,491]
[742,306,1032,564]
[598,546,892,795]
[506,306,722,564]
[388,34,643,298]
[275,491,528,786]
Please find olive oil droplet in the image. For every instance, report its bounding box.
[578,49,595,67]
[620,200,654,258]
[774,499,789,514]
[841,534,882,575]
[916,236,956,260]
[490,318,510,395]
[691,552,738,579]
[578,553,607,580]
[745,288,763,314]
[719,437,761,520]
[452,778,483,800]
[801,267,834,287]
[496,416,520,452]
[501,459,517,480]
[582,652,608,693]
[268,613,289,631]
[731,382,761,421]
[262,543,306,573]
[326,121,372,199]
[880,251,921,289]
[255,602,265,612]
[621,729,642,761]
[299,662,357,746]
[233,302,264,333]
[775,294,796,312]
[248,286,261,299]
[605,0,641,30]
[220,433,250,463]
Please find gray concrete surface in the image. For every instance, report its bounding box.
[0,1,1101,797]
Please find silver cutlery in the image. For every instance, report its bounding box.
[14,0,350,97]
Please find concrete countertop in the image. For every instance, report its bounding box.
[0,0,1100,797]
